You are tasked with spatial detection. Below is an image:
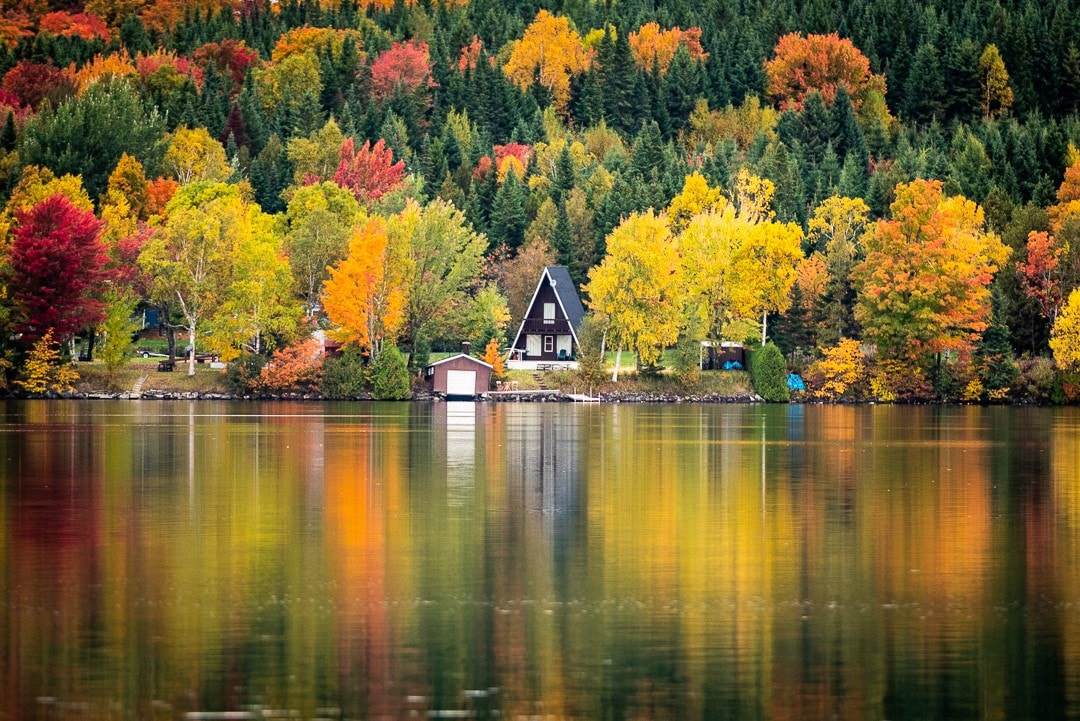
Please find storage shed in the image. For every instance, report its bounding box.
[425,354,494,398]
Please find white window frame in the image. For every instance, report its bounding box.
[544,336,554,353]
[543,302,556,324]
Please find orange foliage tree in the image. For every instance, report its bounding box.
[764,32,887,113]
[257,337,324,393]
[1016,230,1065,323]
[71,52,137,93]
[853,179,1009,362]
[503,10,590,114]
[628,23,707,74]
[146,177,179,216]
[322,217,409,358]
[38,11,110,42]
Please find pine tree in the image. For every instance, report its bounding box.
[904,43,947,125]
[552,199,573,271]
[552,145,575,203]
[488,169,527,250]
[631,120,663,178]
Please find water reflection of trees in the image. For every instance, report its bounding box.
[0,402,1077,719]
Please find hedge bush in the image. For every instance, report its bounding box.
[372,345,411,400]
[749,342,790,402]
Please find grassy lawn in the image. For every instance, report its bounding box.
[75,357,229,394]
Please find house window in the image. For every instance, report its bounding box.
[544,336,554,353]
[543,302,555,323]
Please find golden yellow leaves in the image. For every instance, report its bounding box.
[503,10,590,115]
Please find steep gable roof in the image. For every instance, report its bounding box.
[545,265,585,331]
[507,265,586,353]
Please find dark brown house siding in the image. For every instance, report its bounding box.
[512,276,574,360]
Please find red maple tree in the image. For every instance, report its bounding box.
[8,194,110,344]
[370,40,437,102]
[333,137,406,203]
[1,60,76,110]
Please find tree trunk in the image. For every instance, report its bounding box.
[84,327,97,361]
[612,341,623,382]
[188,326,196,377]
[761,310,768,346]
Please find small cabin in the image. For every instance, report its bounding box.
[507,266,585,370]
[425,354,494,398]
[700,341,747,370]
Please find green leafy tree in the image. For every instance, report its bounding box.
[372,344,411,399]
[391,199,488,365]
[21,78,164,200]
[99,289,137,382]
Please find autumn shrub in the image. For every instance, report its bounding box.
[225,352,266,394]
[15,331,78,395]
[257,338,324,393]
[805,338,868,400]
[869,358,932,402]
[749,342,789,402]
[1014,357,1060,404]
[575,314,607,386]
[372,345,411,400]
[320,345,368,399]
[671,336,702,388]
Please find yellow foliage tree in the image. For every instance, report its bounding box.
[806,338,867,399]
[667,172,726,233]
[322,217,410,359]
[15,330,78,394]
[979,44,1013,120]
[164,126,232,185]
[503,10,589,115]
[1051,288,1080,371]
[678,173,804,344]
[584,210,683,379]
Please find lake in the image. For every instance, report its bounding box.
[1,400,1078,720]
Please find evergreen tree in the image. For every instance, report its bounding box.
[904,43,947,125]
[250,134,290,214]
[631,120,664,178]
[552,199,573,273]
[552,145,575,204]
[488,168,527,250]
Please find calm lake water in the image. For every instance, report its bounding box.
[1,400,1079,720]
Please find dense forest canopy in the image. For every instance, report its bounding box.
[3,0,1080,401]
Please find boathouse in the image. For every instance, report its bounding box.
[507,266,585,370]
[425,352,494,398]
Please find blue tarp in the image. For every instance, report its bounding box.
[722,360,744,370]
[787,373,806,391]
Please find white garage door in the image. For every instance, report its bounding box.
[446,370,476,396]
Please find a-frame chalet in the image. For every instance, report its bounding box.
[506,266,585,370]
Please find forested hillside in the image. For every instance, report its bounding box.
[3,0,1080,401]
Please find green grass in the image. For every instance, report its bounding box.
[75,359,229,394]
